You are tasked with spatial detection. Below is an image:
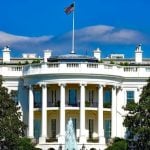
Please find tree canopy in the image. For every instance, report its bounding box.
[123,78,150,149]
[105,137,127,150]
[0,75,37,149]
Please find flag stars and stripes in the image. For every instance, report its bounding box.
[64,3,74,15]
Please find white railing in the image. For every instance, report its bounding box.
[0,65,23,76]
[1,63,149,78]
[87,63,98,68]
[124,67,138,72]
[67,63,79,68]
[22,62,150,78]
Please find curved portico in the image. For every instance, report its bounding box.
[27,79,123,148]
[23,53,143,149]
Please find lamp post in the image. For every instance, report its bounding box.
[59,144,62,150]
[82,144,86,150]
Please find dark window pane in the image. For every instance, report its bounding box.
[127,91,134,103]
[51,119,56,138]
[34,89,42,107]
[104,120,111,143]
[34,119,41,139]
[104,90,111,108]
[69,89,77,106]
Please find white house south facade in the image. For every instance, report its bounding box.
[0,45,149,150]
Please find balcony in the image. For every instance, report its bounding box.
[66,102,80,107]
[85,101,98,107]
[0,65,23,77]
[46,138,58,143]
[47,101,60,107]
[103,102,111,108]
[87,138,99,143]
[34,102,41,108]
[23,62,150,78]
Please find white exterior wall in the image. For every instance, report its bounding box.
[0,60,149,150]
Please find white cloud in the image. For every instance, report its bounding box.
[0,31,52,45]
[0,25,148,55]
[73,25,145,44]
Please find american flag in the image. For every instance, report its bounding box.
[64,3,74,15]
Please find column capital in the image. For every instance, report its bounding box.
[40,83,47,88]
[117,85,123,91]
[79,82,87,87]
[137,86,142,91]
[58,83,66,87]
[112,85,117,89]
[29,85,33,90]
[97,84,105,88]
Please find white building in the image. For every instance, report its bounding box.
[0,45,150,150]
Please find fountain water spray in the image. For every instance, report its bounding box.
[65,118,78,150]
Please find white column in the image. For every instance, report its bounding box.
[58,83,66,144]
[116,87,124,138]
[98,85,105,144]
[79,83,86,143]
[111,86,117,138]
[28,85,34,138]
[39,84,47,143]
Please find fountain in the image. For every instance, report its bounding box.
[65,118,78,150]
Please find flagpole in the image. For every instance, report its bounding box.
[71,2,75,54]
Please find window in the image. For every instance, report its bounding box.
[104,90,111,108]
[126,91,134,103]
[11,90,18,104]
[72,118,77,137]
[34,89,42,108]
[104,119,111,143]
[51,90,57,104]
[89,90,94,104]
[89,119,94,139]
[69,89,77,106]
[51,119,56,138]
[34,119,41,139]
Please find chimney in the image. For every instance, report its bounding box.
[44,49,51,62]
[2,46,11,63]
[135,44,143,63]
[93,48,101,61]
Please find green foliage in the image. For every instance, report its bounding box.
[99,60,103,63]
[18,62,22,65]
[123,78,150,149]
[105,137,127,150]
[103,102,111,108]
[0,75,36,149]
[32,59,40,64]
[25,60,29,65]
[85,101,90,107]
[119,62,124,66]
[119,62,129,66]
[110,60,115,64]
[17,138,39,150]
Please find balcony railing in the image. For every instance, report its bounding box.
[0,65,23,76]
[66,102,80,107]
[46,137,58,142]
[47,101,60,107]
[85,101,98,107]
[34,102,41,108]
[103,102,111,108]
[23,62,150,78]
[35,100,111,108]
[87,138,99,143]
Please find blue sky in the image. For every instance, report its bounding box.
[0,0,150,58]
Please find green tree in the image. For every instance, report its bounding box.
[105,137,127,150]
[123,78,150,149]
[17,138,41,150]
[0,75,36,150]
